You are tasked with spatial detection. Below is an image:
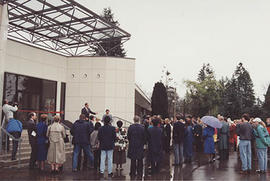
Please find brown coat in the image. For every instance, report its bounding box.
[47,122,66,164]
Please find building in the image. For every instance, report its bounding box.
[0,0,135,124]
[135,84,151,117]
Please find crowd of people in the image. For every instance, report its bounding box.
[2,99,270,178]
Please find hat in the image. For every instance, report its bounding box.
[253,118,262,122]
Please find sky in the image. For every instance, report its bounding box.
[78,0,270,99]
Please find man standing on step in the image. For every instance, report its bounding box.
[2,100,18,151]
[27,112,38,169]
[81,103,96,121]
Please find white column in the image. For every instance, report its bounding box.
[0,3,8,119]
[56,81,61,115]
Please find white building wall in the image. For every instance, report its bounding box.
[4,40,135,123]
[66,56,135,123]
[5,40,67,82]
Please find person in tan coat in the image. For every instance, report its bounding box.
[47,115,66,173]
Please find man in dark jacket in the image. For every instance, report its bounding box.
[71,114,94,171]
[193,118,203,153]
[27,112,37,169]
[173,114,185,166]
[147,118,163,174]
[98,116,116,177]
[81,103,96,120]
[127,116,145,178]
[164,118,171,152]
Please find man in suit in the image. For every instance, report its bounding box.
[27,112,38,169]
[127,116,145,178]
[81,103,96,120]
[173,114,186,166]
[147,118,163,174]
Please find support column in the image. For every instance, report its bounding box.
[56,81,61,116]
[0,3,8,120]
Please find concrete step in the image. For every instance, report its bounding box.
[0,150,73,168]
[5,141,73,149]
[0,148,73,161]
[0,144,73,160]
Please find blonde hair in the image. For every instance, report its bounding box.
[259,121,266,128]
[53,115,61,123]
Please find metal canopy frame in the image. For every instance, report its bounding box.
[1,0,131,56]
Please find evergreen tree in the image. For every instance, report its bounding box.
[151,82,169,118]
[197,63,214,82]
[94,8,126,57]
[233,62,255,114]
[252,98,264,118]
[222,63,255,118]
[223,78,241,119]
[263,84,270,117]
[217,77,229,115]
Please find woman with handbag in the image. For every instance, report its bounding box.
[253,118,270,174]
[36,114,48,171]
[47,115,66,173]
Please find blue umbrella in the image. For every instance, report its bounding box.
[201,116,222,128]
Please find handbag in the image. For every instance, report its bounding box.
[64,135,70,143]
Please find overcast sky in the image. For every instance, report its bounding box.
[78,0,270,99]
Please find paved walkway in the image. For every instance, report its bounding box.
[0,151,269,180]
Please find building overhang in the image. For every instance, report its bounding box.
[1,0,131,56]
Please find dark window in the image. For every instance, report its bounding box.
[3,72,57,127]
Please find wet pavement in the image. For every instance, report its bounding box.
[0,151,269,180]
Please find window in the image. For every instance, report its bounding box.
[3,72,57,127]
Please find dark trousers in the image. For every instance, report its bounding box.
[130,159,143,176]
[164,137,171,152]
[219,149,229,160]
[10,132,21,159]
[194,137,202,152]
[93,150,101,170]
[151,161,160,174]
[29,142,37,168]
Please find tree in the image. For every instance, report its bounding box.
[217,77,229,115]
[94,8,126,57]
[197,63,214,82]
[233,62,255,114]
[223,78,241,119]
[263,84,270,117]
[220,63,255,118]
[251,98,264,118]
[151,82,169,118]
[185,63,221,117]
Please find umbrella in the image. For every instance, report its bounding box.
[201,116,222,128]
